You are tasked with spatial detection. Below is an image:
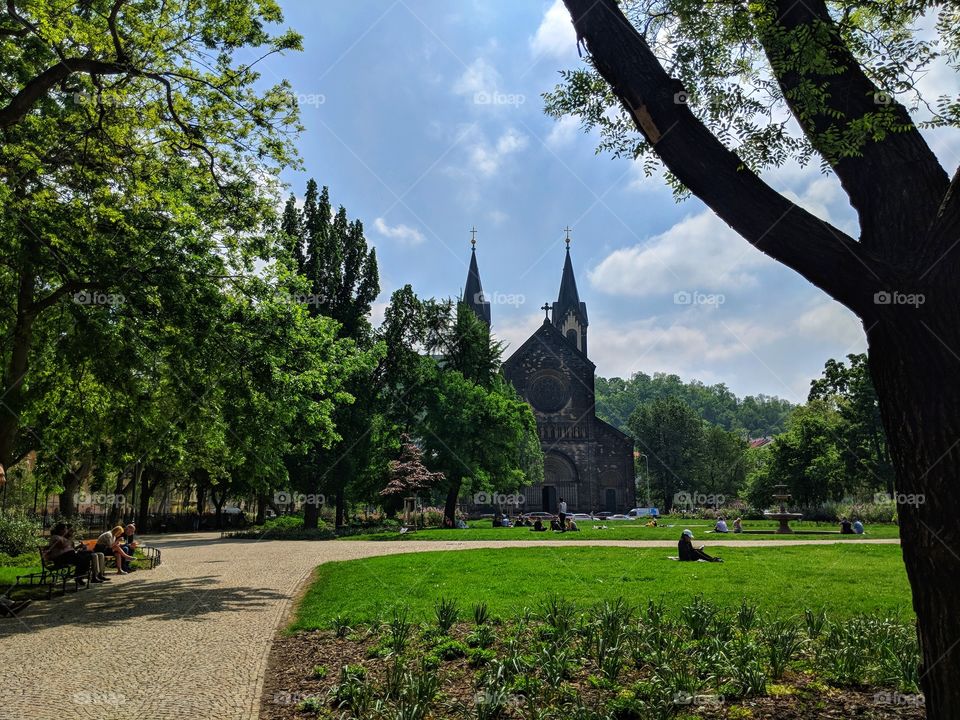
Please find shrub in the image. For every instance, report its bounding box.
[434,596,460,632]
[0,512,41,556]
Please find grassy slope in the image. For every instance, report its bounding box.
[343,519,901,542]
[291,544,911,630]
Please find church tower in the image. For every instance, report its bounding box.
[551,229,588,355]
[462,227,491,325]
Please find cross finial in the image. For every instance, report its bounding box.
[563,225,572,248]
[541,302,551,320]
[470,226,477,248]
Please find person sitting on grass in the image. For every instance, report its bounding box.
[678,529,722,562]
[839,516,854,534]
[733,517,743,533]
[645,518,658,527]
[852,518,864,534]
[550,516,563,531]
[565,518,579,532]
[714,517,729,533]
[94,526,136,575]
[43,523,95,585]
[500,515,511,528]
[531,519,547,532]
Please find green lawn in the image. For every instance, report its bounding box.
[0,562,39,586]
[291,544,911,631]
[343,518,901,542]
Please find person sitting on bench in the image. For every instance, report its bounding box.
[678,529,722,562]
[94,526,136,575]
[120,523,138,572]
[65,525,108,582]
[43,523,95,585]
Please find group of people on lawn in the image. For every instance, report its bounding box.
[493,497,582,533]
[41,523,139,587]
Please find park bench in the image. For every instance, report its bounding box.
[79,539,162,569]
[14,547,83,599]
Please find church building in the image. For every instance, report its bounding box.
[462,233,636,514]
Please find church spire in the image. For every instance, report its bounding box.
[552,228,588,355]
[462,227,491,326]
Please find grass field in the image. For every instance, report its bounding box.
[291,544,911,631]
[343,518,901,542]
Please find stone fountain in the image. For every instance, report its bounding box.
[764,484,803,534]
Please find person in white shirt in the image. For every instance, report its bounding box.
[557,498,568,532]
[714,517,729,533]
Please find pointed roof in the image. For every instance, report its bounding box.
[462,246,491,325]
[552,245,588,325]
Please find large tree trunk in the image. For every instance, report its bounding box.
[869,314,960,717]
[335,491,346,528]
[443,479,461,525]
[303,484,319,529]
[256,493,267,525]
[0,251,36,470]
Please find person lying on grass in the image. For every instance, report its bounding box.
[94,526,136,575]
[679,529,723,562]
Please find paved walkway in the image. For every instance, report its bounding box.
[0,533,899,720]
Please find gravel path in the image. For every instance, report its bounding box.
[0,533,900,720]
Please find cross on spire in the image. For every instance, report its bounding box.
[564,225,572,249]
[541,302,551,320]
[470,226,477,248]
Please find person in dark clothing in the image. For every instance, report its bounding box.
[43,523,94,585]
[531,519,547,532]
[839,517,854,534]
[678,529,722,562]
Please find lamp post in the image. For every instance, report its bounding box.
[639,453,651,507]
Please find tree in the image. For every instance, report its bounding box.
[551,2,959,711]
[380,435,445,499]
[1,0,302,472]
[809,354,894,496]
[627,396,705,511]
[279,180,380,528]
[698,424,747,503]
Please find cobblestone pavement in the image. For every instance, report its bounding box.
[0,533,899,720]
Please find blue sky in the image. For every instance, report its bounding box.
[257,1,959,402]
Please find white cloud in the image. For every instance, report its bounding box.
[468,127,529,177]
[530,0,576,61]
[545,115,580,149]
[794,299,866,348]
[586,315,783,380]
[373,217,425,246]
[587,211,778,297]
[453,57,500,98]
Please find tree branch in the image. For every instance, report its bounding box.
[0,58,128,129]
[561,0,889,316]
[757,0,949,266]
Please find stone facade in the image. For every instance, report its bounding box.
[463,242,636,515]
[502,320,636,514]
